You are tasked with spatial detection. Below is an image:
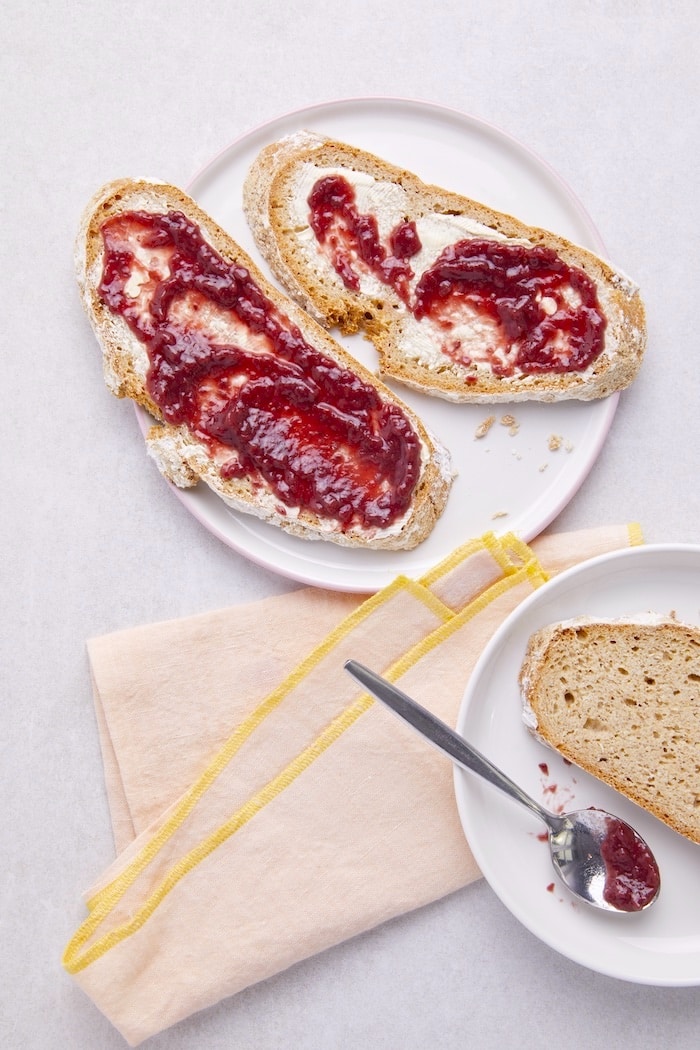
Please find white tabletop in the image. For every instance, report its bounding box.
[4,2,700,1047]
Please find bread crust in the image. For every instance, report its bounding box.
[243,132,646,403]
[76,177,453,550]
[520,616,700,843]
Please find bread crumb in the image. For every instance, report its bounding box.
[511,449,523,460]
[500,413,520,436]
[548,434,574,452]
[491,510,509,519]
[539,463,549,472]
[475,415,495,439]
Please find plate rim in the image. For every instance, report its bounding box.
[454,542,700,986]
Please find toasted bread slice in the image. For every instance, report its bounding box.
[243,132,646,403]
[520,616,700,843]
[76,178,453,550]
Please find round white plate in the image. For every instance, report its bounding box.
[140,96,619,592]
[455,544,700,985]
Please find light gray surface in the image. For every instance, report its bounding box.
[3,2,700,1046]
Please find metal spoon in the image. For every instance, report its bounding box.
[344,660,660,913]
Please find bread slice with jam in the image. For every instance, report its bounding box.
[76,178,453,550]
[243,132,646,403]
[520,616,700,844]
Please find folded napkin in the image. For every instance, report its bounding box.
[63,524,641,1044]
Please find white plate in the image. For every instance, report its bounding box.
[455,544,700,985]
[139,96,618,592]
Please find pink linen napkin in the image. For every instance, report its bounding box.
[63,524,642,1044]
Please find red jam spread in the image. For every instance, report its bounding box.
[599,814,660,912]
[308,176,419,302]
[307,174,607,376]
[99,210,422,531]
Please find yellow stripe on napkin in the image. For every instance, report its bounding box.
[63,531,546,974]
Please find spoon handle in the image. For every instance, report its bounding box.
[344,660,552,828]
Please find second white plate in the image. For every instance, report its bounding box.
[456,544,700,985]
[140,97,619,591]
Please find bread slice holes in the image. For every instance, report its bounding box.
[583,717,607,732]
[688,672,700,682]
[563,690,575,705]
[644,676,656,685]
[618,666,630,675]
